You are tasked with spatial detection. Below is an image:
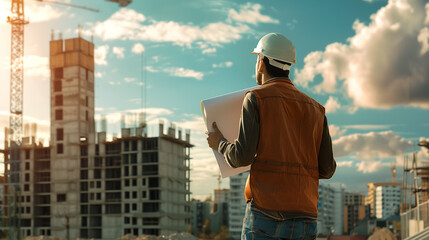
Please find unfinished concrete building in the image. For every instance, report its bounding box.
[1,35,192,239]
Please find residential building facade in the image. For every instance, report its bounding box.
[343,192,366,234]
[228,171,249,240]
[0,35,193,239]
[367,183,401,219]
[318,183,345,235]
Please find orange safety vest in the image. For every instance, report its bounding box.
[245,78,325,216]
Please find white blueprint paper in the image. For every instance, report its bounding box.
[201,86,258,178]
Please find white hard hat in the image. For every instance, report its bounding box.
[252,33,297,70]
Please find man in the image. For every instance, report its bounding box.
[206,33,336,240]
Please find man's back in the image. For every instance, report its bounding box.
[247,78,325,216]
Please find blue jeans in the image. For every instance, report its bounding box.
[241,202,317,240]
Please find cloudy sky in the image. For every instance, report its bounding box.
[0,0,429,199]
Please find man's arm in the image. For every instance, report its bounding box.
[318,116,336,179]
[217,92,260,168]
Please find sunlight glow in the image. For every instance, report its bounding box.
[0,0,11,24]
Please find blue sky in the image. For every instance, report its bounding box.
[0,0,429,199]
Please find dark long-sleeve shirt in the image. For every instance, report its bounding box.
[218,92,336,179]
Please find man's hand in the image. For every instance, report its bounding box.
[206,122,225,150]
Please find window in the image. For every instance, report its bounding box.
[124,166,129,177]
[80,146,88,156]
[142,203,159,212]
[57,144,63,154]
[86,96,88,107]
[24,184,29,191]
[80,170,88,180]
[25,173,29,182]
[132,191,137,199]
[81,205,88,214]
[55,95,63,106]
[125,192,130,199]
[25,150,30,159]
[125,204,130,213]
[54,68,63,79]
[124,217,130,224]
[57,128,63,141]
[55,109,63,120]
[149,190,159,200]
[80,182,88,191]
[106,204,121,214]
[57,194,66,202]
[94,169,101,179]
[94,157,103,167]
[54,80,61,92]
[25,162,30,170]
[143,218,159,225]
[86,111,88,121]
[81,158,88,168]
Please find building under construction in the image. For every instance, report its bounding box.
[0,35,193,239]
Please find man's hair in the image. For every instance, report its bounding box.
[262,56,290,78]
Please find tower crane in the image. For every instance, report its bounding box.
[4,1,131,239]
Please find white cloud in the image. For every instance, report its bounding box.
[294,0,429,109]
[26,1,65,22]
[86,6,267,49]
[343,124,392,130]
[329,124,347,138]
[337,160,354,167]
[145,66,159,73]
[333,131,413,160]
[95,72,103,78]
[95,45,109,65]
[112,47,125,58]
[108,81,121,85]
[202,48,217,54]
[324,96,341,113]
[132,43,145,54]
[164,67,204,80]
[23,55,49,80]
[212,61,233,68]
[227,3,279,25]
[124,77,136,83]
[418,27,429,55]
[356,161,383,173]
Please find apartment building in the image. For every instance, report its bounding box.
[367,182,401,219]
[0,35,192,239]
[318,182,345,235]
[343,192,365,234]
[228,171,249,240]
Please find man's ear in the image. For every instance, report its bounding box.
[258,57,265,73]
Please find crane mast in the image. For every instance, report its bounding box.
[8,0,28,143]
[6,0,28,239]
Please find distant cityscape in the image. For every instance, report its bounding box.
[0,34,428,240]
